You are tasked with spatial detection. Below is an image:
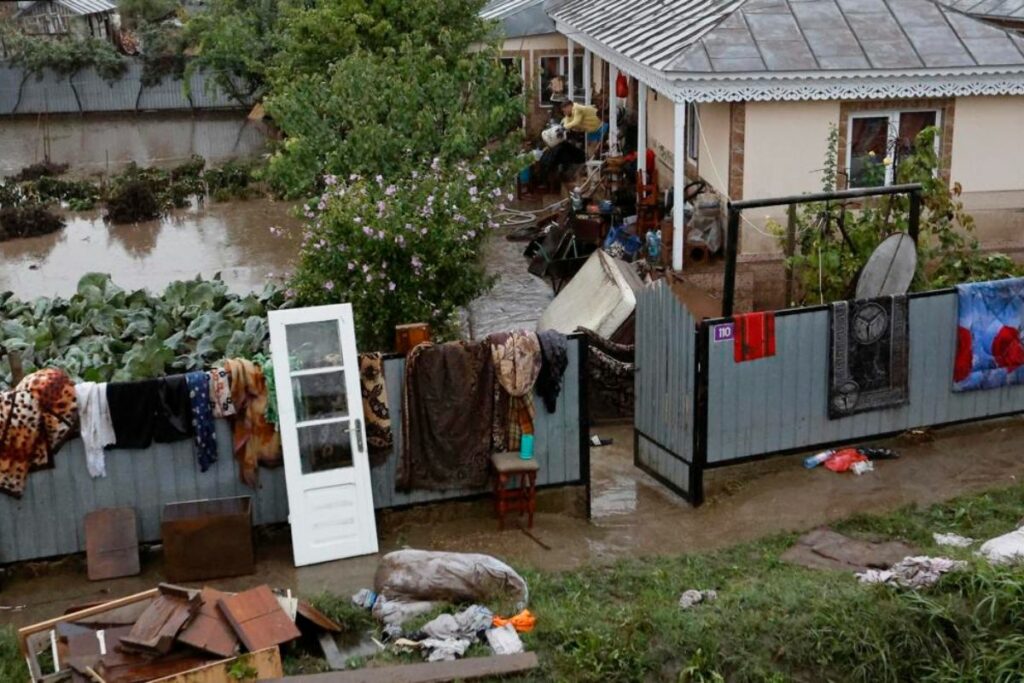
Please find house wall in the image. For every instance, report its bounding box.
[645,96,731,195]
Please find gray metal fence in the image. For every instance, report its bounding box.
[0,62,246,115]
[634,281,699,501]
[0,340,588,563]
[634,283,1024,506]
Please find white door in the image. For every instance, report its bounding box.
[269,304,378,566]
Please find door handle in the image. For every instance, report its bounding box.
[354,419,364,453]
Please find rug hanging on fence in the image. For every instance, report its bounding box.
[953,277,1024,391]
[733,312,776,363]
[829,295,909,419]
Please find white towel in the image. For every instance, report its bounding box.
[75,382,117,478]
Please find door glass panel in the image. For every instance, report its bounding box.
[292,371,348,422]
[895,111,937,170]
[298,422,353,473]
[849,116,889,188]
[286,321,343,371]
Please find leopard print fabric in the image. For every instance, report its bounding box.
[0,369,77,498]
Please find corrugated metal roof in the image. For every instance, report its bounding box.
[481,0,547,20]
[550,0,1024,74]
[16,0,116,17]
[943,0,1024,20]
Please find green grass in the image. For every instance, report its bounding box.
[4,483,1024,682]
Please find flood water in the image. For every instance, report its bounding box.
[0,199,302,299]
[0,111,271,175]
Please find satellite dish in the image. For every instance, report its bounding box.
[855,233,917,300]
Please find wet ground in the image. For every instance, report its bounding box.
[0,199,302,298]
[4,417,1024,627]
[0,112,270,176]
[466,228,553,338]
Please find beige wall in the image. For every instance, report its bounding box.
[644,96,730,195]
[950,96,1024,194]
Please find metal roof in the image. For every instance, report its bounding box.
[481,0,547,20]
[943,0,1024,20]
[16,0,117,17]
[550,0,1024,74]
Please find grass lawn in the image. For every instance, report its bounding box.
[4,482,1024,682]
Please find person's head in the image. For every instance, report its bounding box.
[560,100,574,117]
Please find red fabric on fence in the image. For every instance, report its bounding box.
[733,312,776,363]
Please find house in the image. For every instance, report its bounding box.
[547,0,1024,285]
[13,0,119,43]
[944,0,1024,31]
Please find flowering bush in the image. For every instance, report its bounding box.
[288,157,515,349]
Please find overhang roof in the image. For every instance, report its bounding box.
[550,0,1024,74]
[483,0,556,37]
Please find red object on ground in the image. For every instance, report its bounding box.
[733,312,776,362]
[992,325,1024,371]
[823,449,868,472]
[954,326,973,383]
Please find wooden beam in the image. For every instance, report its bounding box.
[263,652,539,683]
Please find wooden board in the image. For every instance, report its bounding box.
[149,647,283,683]
[262,652,539,683]
[120,585,201,655]
[217,585,300,653]
[296,601,341,634]
[175,588,240,659]
[84,508,140,581]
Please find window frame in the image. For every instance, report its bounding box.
[537,55,568,108]
[845,108,941,188]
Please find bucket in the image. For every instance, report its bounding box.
[520,434,535,460]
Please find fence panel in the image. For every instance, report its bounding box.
[634,281,698,500]
[704,291,1024,464]
[0,339,587,563]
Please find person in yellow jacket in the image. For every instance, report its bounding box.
[560,101,602,134]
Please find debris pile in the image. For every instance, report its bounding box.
[19,582,342,682]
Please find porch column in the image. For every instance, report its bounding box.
[673,101,687,271]
[637,82,648,179]
[567,39,575,102]
[584,49,592,105]
[608,64,619,154]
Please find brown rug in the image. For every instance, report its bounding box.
[781,528,915,573]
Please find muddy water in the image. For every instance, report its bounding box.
[0,199,302,298]
[0,112,271,175]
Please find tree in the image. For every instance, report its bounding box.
[118,0,179,31]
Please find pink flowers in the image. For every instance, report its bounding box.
[324,280,335,291]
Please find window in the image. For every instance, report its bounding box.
[847,109,939,188]
[500,57,525,97]
[571,54,586,102]
[686,102,699,163]
[537,55,568,107]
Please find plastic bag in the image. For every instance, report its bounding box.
[615,72,629,98]
[374,550,529,610]
[372,595,441,626]
[978,527,1024,565]
[823,448,868,472]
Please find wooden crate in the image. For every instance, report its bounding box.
[161,496,254,583]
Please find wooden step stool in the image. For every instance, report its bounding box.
[491,452,539,531]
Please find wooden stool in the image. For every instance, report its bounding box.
[491,452,539,531]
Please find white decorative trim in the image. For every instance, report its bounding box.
[675,76,1024,103]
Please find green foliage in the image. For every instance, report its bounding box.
[119,0,179,30]
[138,21,189,86]
[25,176,101,210]
[104,165,166,223]
[0,203,64,240]
[1,28,127,82]
[779,125,1020,305]
[0,273,285,390]
[0,628,28,681]
[264,42,523,198]
[184,0,280,104]
[288,158,512,348]
[305,592,376,634]
[204,159,260,201]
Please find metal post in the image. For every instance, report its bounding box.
[672,100,686,272]
[784,203,796,305]
[637,82,648,179]
[909,189,922,243]
[567,39,575,103]
[583,49,592,105]
[723,204,740,316]
[608,64,618,155]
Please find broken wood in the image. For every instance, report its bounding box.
[120,585,201,655]
[148,647,283,683]
[85,508,140,581]
[263,652,540,682]
[316,633,346,671]
[175,588,240,659]
[296,601,342,634]
[217,585,301,653]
